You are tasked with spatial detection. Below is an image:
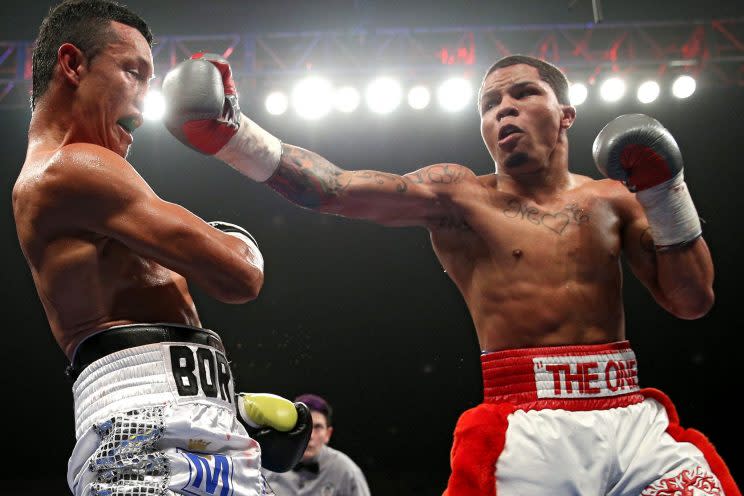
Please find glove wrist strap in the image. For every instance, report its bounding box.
[216,113,282,182]
[636,171,702,249]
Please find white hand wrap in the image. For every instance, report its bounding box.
[215,113,282,182]
[635,171,702,249]
[236,394,261,429]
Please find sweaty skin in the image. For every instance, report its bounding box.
[265,64,714,352]
[13,22,264,359]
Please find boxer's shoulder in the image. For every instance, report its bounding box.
[51,142,131,170]
[568,173,635,209]
[39,144,140,198]
[15,143,143,232]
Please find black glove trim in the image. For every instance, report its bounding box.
[239,402,312,473]
[208,221,258,247]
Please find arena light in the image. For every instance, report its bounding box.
[292,76,333,120]
[365,77,402,114]
[437,77,472,112]
[672,75,696,99]
[334,86,360,113]
[143,90,165,120]
[407,85,431,110]
[599,77,626,103]
[568,83,588,106]
[637,81,660,104]
[265,91,289,115]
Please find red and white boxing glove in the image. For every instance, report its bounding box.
[593,113,702,249]
[162,53,281,181]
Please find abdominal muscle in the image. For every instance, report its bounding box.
[431,189,627,352]
[33,235,200,359]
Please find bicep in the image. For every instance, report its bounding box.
[103,193,230,270]
[54,148,254,278]
[622,206,669,306]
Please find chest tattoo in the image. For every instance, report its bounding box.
[503,199,590,235]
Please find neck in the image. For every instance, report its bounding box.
[28,94,75,155]
[498,142,573,202]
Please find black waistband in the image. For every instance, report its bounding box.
[67,323,225,380]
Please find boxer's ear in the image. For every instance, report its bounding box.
[560,104,576,130]
[58,43,86,87]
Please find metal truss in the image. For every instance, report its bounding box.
[1,17,743,109]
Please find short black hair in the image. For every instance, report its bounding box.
[31,0,153,109]
[295,393,333,426]
[481,55,570,105]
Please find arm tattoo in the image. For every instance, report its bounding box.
[409,164,468,185]
[351,171,408,193]
[267,145,408,209]
[434,216,472,231]
[267,146,348,209]
[503,200,590,235]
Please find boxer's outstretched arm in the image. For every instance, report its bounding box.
[41,143,263,303]
[161,55,476,228]
[266,144,475,227]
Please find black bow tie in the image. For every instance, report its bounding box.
[293,460,320,474]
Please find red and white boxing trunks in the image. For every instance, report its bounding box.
[445,341,740,496]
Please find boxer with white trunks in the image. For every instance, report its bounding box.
[13,2,310,494]
[162,51,740,494]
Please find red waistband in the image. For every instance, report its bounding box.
[481,341,644,411]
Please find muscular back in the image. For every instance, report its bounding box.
[430,172,641,351]
[14,147,199,357]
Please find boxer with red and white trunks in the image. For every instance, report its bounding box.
[13,2,310,494]
[162,51,740,494]
[446,342,736,494]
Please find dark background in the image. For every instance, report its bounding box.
[1,1,742,494]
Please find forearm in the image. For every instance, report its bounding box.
[654,237,714,319]
[266,144,414,219]
[266,143,352,210]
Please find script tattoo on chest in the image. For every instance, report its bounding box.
[503,200,590,234]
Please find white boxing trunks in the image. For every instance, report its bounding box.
[67,323,271,496]
[444,341,740,496]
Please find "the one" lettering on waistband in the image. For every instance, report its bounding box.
[533,350,639,399]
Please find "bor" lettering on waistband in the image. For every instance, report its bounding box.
[169,345,234,404]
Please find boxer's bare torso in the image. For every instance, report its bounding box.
[269,147,657,352]
[15,145,199,358]
[14,22,262,360]
[262,62,711,352]
[426,170,650,352]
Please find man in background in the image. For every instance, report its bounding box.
[264,394,371,496]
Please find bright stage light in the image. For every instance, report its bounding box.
[569,83,588,106]
[334,86,360,113]
[437,77,472,112]
[365,77,402,114]
[292,76,333,120]
[143,90,165,120]
[672,75,696,99]
[265,91,289,115]
[600,77,626,103]
[407,86,430,110]
[637,81,660,104]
